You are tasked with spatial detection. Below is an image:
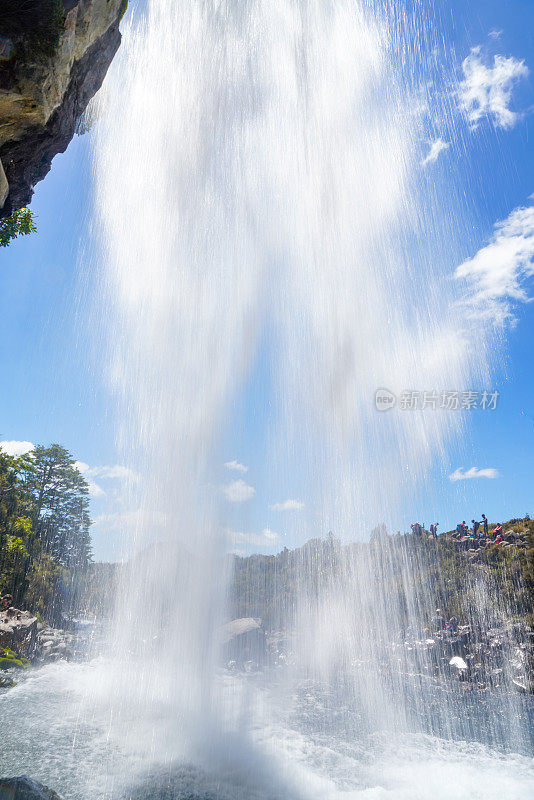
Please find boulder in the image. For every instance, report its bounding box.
[0,776,62,799]
[221,618,267,668]
[34,627,76,664]
[0,608,37,657]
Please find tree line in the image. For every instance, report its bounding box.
[0,444,91,620]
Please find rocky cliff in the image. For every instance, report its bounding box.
[0,776,62,800]
[0,0,124,217]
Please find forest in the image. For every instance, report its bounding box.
[0,444,91,622]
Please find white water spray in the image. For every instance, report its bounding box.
[89,0,524,796]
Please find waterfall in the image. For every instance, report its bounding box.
[88,0,526,796]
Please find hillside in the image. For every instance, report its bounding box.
[73,517,534,636]
[231,519,534,632]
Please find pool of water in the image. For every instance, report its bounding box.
[0,661,532,800]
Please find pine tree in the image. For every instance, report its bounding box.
[22,445,92,569]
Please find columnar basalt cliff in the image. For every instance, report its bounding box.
[0,0,124,217]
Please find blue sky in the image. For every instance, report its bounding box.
[1,0,533,560]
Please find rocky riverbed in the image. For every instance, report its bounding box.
[2,606,532,698]
[0,606,91,689]
[223,616,534,695]
[398,621,534,693]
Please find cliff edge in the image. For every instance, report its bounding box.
[0,0,124,217]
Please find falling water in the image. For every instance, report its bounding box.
[76,0,532,797]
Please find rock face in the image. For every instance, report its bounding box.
[0,0,124,216]
[0,608,37,657]
[0,776,62,799]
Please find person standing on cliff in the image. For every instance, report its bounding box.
[432,609,446,632]
[481,514,488,536]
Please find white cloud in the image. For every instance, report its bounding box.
[96,465,138,481]
[449,467,499,482]
[0,440,34,457]
[421,138,449,166]
[224,459,248,474]
[455,202,534,325]
[74,461,139,499]
[223,479,255,503]
[488,30,503,41]
[87,479,106,498]
[458,48,529,129]
[75,461,138,483]
[74,463,105,497]
[270,499,305,512]
[229,528,280,547]
[261,527,279,542]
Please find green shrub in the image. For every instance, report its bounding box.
[0,648,29,670]
[0,208,36,248]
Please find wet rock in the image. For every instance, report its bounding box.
[0,608,37,657]
[0,776,62,799]
[222,618,267,668]
[449,655,468,672]
[34,626,77,664]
